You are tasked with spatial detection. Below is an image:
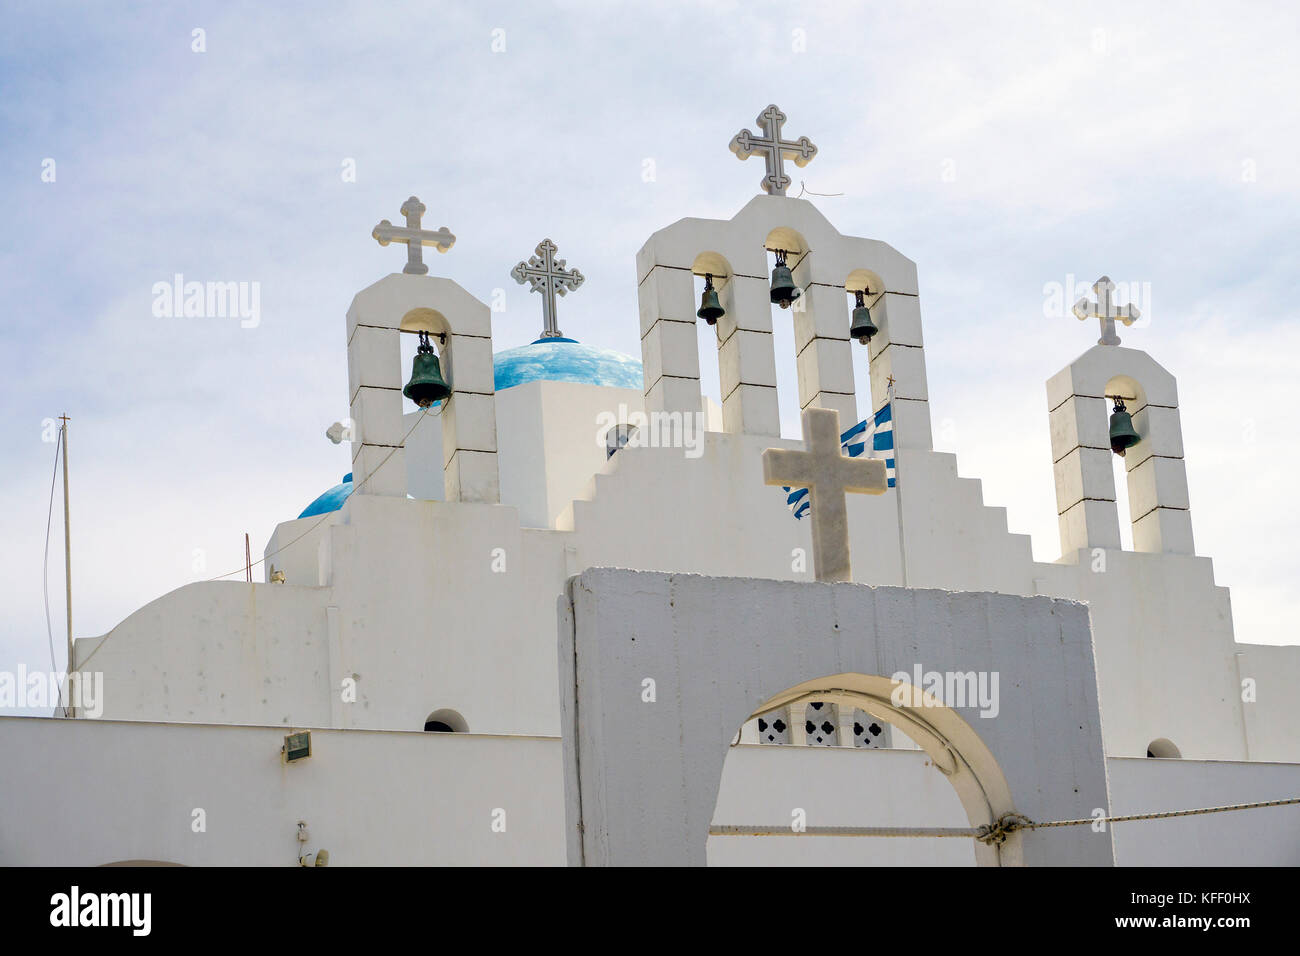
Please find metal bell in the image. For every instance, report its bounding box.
[849,289,878,344]
[403,332,451,408]
[697,273,725,324]
[769,251,800,309]
[1108,396,1140,456]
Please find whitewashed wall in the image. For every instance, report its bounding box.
[4,716,1293,866]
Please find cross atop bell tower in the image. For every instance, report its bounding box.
[1073,275,1140,346]
[371,196,456,275]
[729,104,818,196]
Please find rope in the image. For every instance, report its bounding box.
[76,406,434,671]
[42,427,65,714]
[711,825,979,839]
[711,796,1300,844]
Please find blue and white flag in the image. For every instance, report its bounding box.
[784,403,895,520]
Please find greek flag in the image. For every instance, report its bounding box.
[784,403,895,520]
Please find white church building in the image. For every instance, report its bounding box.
[3,106,1298,867]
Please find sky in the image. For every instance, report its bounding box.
[1,0,1297,713]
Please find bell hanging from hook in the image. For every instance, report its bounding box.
[849,289,878,344]
[696,273,725,325]
[403,331,451,408]
[1108,395,1140,456]
[769,250,800,309]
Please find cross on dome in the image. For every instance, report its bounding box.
[371,196,456,275]
[1072,275,1141,346]
[762,407,889,583]
[729,104,818,196]
[511,238,585,340]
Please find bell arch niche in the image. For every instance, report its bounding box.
[635,195,934,449]
[559,568,1113,867]
[1047,346,1192,556]
[346,273,500,504]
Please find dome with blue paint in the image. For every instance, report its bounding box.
[298,472,353,518]
[493,336,642,392]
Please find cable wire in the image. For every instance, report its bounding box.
[42,428,65,714]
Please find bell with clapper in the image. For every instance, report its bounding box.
[697,273,725,324]
[769,250,800,309]
[403,330,451,408]
[1108,395,1140,456]
[849,289,878,344]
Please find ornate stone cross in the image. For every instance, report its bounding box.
[511,238,585,339]
[371,196,456,275]
[762,406,888,583]
[729,104,818,196]
[1072,275,1140,346]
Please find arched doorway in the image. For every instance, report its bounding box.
[559,567,1114,867]
[710,674,1019,866]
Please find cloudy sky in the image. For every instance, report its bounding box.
[2,0,1296,709]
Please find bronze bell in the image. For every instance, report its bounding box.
[1108,396,1140,456]
[697,273,725,324]
[403,331,451,408]
[849,289,878,344]
[769,250,800,309]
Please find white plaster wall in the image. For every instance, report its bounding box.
[3,716,1294,866]
[1234,644,1300,762]
[0,717,565,866]
[1108,756,1300,865]
[710,744,975,865]
[495,380,645,529]
[263,512,341,587]
[76,583,334,727]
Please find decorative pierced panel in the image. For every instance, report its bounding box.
[852,707,891,749]
[756,708,791,745]
[804,701,839,746]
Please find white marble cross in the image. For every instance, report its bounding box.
[729,104,818,196]
[763,406,888,583]
[511,238,585,339]
[371,196,456,275]
[1072,275,1140,346]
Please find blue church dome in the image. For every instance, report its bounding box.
[298,473,353,518]
[494,337,643,391]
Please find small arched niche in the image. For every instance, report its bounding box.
[1146,737,1181,758]
[423,708,468,733]
[845,267,884,300]
[763,226,810,257]
[399,307,451,337]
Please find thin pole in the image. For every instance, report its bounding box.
[888,384,909,588]
[245,533,252,583]
[59,414,73,718]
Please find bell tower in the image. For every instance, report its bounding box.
[1047,277,1194,557]
[345,196,500,504]
[635,105,934,451]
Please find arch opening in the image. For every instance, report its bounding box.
[1146,737,1181,758]
[399,307,451,336]
[711,672,1021,867]
[423,708,468,734]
